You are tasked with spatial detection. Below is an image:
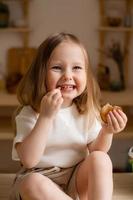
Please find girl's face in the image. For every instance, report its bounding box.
[46,41,87,107]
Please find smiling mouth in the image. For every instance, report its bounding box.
[57,85,76,91]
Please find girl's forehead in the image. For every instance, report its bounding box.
[54,40,81,51]
[49,41,87,61]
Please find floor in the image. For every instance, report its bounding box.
[113,173,133,200]
[0,174,15,200]
[0,173,133,200]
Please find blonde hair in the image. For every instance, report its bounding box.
[16,32,101,120]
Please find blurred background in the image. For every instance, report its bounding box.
[0,0,133,187]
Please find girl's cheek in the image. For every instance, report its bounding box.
[46,82,55,91]
[50,84,56,91]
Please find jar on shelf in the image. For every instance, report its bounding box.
[124,14,132,27]
[105,1,123,27]
[127,146,133,172]
[0,1,9,27]
[0,67,5,91]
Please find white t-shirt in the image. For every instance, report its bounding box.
[12,104,101,168]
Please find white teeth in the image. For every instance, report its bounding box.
[60,85,74,90]
[62,86,72,89]
[63,86,72,89]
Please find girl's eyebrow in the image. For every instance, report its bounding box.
[73,62,84,65]
[47,61,62,67]
[49,61,62,65]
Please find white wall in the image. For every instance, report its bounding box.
[0,0,133,86]
[29,0,99,62]
[0,0,99,74]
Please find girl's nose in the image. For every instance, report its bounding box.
[62,71,72,81]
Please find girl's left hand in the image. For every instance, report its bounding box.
[102,109,128,134]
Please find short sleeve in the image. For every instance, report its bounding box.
[12,106,37,161]
[87,118,102,144]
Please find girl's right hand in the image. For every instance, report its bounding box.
[40,88,63,119]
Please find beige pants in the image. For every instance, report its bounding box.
[9,165,80,200]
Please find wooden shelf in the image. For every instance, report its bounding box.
[101,89,133,106]
[0,1,29,142]
[3,0,26,1]
[0,92,19,107]
[0,117,14,140]
[0,27,31,33]
[0,132,14,140]
[98,26,133,32]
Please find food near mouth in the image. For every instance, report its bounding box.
[100,103,122,123]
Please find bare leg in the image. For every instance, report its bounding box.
[76,151,113,200]
[18,172,73,200]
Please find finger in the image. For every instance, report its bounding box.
[106,113,114,130]
[56,97,64,108]
[105,113,116,133]
[117,109,128,124]
[52,90,62,101]
[108,111,120,130]
[57,86,61,90]
[52,97,63,110]
[52,95,63,107]
[112,110,126,129]
[47,88,61,98]
[107,113,112,126]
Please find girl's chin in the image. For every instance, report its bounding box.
[61,96,73,106]
[61,93,75,99]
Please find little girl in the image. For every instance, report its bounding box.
[10,32,127,200]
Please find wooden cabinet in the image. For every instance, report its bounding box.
[0,1,32,173]
[0,0,30,140]
[98,0,133,142]
[0,0,30,47]
[98,0,133,90]
[98,0,133,175]
[98,0,133,98]
[0,93,18,140]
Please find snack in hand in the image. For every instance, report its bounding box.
[100,103,122,123]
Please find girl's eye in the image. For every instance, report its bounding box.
[52,66,62,71]
[73,66,82,70]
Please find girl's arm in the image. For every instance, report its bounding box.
[16,115,53,169]
[88,128,113,153]
[16,89,63,169]
[88,109,127,153]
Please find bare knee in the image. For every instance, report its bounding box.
[18,173,51,199]
[89,151,112,172]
